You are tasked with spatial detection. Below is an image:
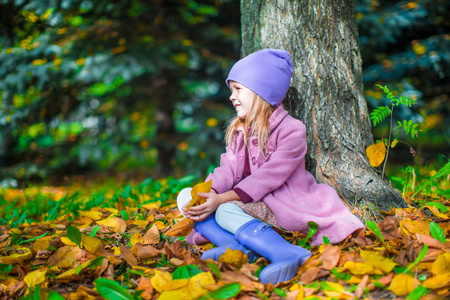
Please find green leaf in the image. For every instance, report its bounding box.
[172,265,190,279]
[0,264,13,273]
[198,283,241,300]
[298,221,318,247]
[67,226,82,247]
[426,201,448,213]
[207,262,222,280]
[331,268,351,281]
[430,222,446,243]
[95,278,134,300]
[366,220,384,243]
[121,210,129,221]
[403,244,428,274]
[89,225,101,237]
[406,285,430,300]
[47,291,65,300]
[33,284,41,300]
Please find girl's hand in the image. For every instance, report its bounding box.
[184,192,223,222]
[180,189,217,218]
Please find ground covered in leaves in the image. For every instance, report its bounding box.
[0,174,449,300]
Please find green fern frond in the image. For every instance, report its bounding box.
[370,106,391,126]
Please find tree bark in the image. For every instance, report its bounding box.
[241,0,406,210]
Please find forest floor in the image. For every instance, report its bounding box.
[0,172,449,300]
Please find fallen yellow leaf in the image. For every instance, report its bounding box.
[96,217,127,233]
[142,201,161,210]
[32,236,54,252]
[0,246,33,265]
[360,250,397,274]
[55,260,92,282]
[151,270,173,293]
[133,219,149,228]
[366,142,386,167]
[79,210,103,221]
[60,236,77,246]
[166,218,195,237]
[24,269,47,288]
[130,233,143,246]
[423,272,450,289]
[432,253,450,275]
[186,180,212,211]
[218,247,248,268]
[388,273,420,296]
[81,234,102,254]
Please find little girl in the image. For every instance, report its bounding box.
[177,49,364,285]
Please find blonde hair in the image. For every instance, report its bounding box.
[225,94,275,157]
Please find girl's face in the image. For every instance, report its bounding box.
[229,81,255,119]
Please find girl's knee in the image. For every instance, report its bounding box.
[215,203,239,226]
[215,202,237,218]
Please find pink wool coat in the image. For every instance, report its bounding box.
[206,106,364,246]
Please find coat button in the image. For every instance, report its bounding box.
[252,157,256,165]
[252,139,258,146]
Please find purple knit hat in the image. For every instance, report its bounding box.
[226,49,294,106]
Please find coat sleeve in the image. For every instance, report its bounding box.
[233,121,307,202]
[205,143,238,194]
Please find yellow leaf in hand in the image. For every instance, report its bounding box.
[366,142,386,167]
[218,247,248,268]
[186,180,212,211]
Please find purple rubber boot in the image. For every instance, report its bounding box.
[195,215,257,262]
[235,220,312,285]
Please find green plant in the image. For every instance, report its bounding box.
[368,84,422,179]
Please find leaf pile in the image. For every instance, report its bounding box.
[0,175,449,299]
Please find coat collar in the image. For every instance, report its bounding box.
[268,105,289,131]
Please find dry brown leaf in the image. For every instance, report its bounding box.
[164,240,187,259]
[299,267,321,285]
[165,218,195,237]
[48,245,79,268]
[355,274,369,298]
[142,224,160,244]
[186,180,212,211]
[120,245,138,266]
[134,244,162,259]
[415,233,447,249]
[136,276,154,300]
[221,271,259,292]
[319,244,341,270]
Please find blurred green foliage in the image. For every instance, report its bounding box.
[357,0,450,164]
[0,0,448,183]
[0,0,238,181]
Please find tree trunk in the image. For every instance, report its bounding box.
[240,0,406,210]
